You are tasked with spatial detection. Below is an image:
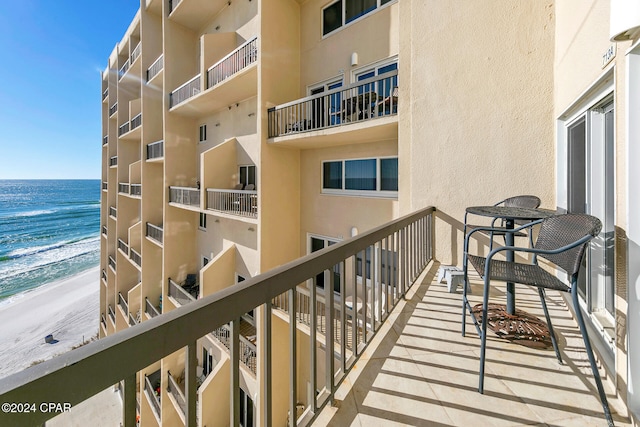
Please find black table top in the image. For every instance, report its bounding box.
[466,206,557,220]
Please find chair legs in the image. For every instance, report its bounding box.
[537,288,563,364]
[571,288,615,427]
[478,275,492,394]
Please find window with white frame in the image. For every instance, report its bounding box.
[322,0,395,36]
[199,212,207,230]
[322,156,398,196]
[239,165,256,189]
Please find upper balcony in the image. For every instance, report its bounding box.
[1,206,627,427]
[102,88,108,103]
[268,70,398,149]
[168,0,229,32]
[119,99,142,140]
[169,37,258,117]
[168,276,198,307]
[146,54,163,84]
[146,140,164,161]
[168,186,200,211]
[109,102,118,118]
[146,222,163,246]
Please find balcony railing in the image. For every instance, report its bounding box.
[168,0,182,13]
[102,181,108,190]
[108,255,116,271]
[129,248,141,267]
[168,278,196,306]
[100,314,107,330]
[144,371,161,421]
[210,325,257,374]
[118,183,130,194]
[268,69,398,138]
[146,140,164,160]
[130,184,141,197]
[167,372,186,416]
[145,297,160,318]
[109,206,117,218]
[102,225,107,236]
[103,135,108,146]
[101,269,107,282]
[109,156,118,167]
[129,312,139,327]
[169,186,200,207]
[206,188,257,218]
[169,74,200,108]
[118,122,130,136]
[147,54,163,82]
[108,305,116,324]
[146,222,163,244]
[102,88,108,101]
[0,206,434,427]
[130,113,142,130]
[118,292,129,315]
[130,42,141,64]
[206,37,258,89]
[119,59,130,79]
[109,102,118,116]
[117,238,129,254]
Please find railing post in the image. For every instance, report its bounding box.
[339,260,346,374]
[123,373,136,427]
[288,288,297,427]
[185,341,197,427]
[230,318,240,427]
[262,300,272,427]
[309,278,317,413]
[352,255,358,354]
[325,269,335,405]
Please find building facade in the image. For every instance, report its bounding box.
[100,0,640,425]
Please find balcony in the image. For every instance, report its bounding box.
[168,277,198,306]
[207,37,257,89]
[206,188,257,219]
[118,59,130,80]
[129,248,141,268]
[169,186,200,210]
[145,297,161,319]
[130,42,141,65]
[103,135,108,146]
[210,323,257,374]
[108,255,116,272]
[101,269,107,283]
[117,238,129,255]
[108,305,116,325]
[102,181,108,191]
[268,70,398,148]
[128,311,139,327]
[0,206,626,427]
[130,113,141,131]
[118,292,129,317]
[168,0,229,31]
[109,206,117,219]
[144,370,161,422]
[146,222,163,245]
[147,54,163,83]
[100,314,107,332]
[130,184,141,197]
[169,74,200,108]
[109,156,117,167]
[102,88,108,102]
[118,183,129,195]
[109,102,118,117]
[146,140,163,160]
[167,371,186,417]
[118,122,130,137]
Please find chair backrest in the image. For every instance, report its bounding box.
[245,184,255,191]
[502,195,541,209]
[234,183,244,190]
[535,214,602,278]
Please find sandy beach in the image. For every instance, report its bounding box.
[0,266,100,379]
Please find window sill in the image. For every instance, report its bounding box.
[321,189,398,199]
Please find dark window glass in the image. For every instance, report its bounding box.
[239,166,256,187]
[345,159,376,190]
[346,0,377,24]
[323,161,342,189]
[323,1,342,35]
[380,158,398,191]
[199,124,206,142]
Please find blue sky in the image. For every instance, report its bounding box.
[0,1,140,179]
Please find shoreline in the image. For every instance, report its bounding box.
[0,266,100,379]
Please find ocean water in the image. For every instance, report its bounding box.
[0,180,100,303]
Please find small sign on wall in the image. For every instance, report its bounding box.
[603,45,616,68]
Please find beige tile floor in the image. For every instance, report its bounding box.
[315,262,632,427]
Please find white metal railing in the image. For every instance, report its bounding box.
[146,223,163,244]
[108,305,116,324]
[169,186,200,207]
[109,102,118,116]
[130,42,141,64]
[131,113,142,130]
[206,188,257,218]
[109,156,118,167]
[0,207,434,427]
[108,255,116,271]
[210,325,257,374]
[118,293,129,315]
[102,181,108,190]
[168,278,196,306]
[118,183,130,194]
[130,184,141,197]
[268,70,398,138]
[109,206,117,218]
[147,54,163,82]
[169,74,201,108]
[167,372,186,416]
[207,37,258,89]
[119,122,130,136]
[102,88,108,101]
[103,135,108,145]
[119,59,130,79]
[146,140,164,160]
[129,248,141,267]
[145,297,160,318]
[144,372,161,420]
[118,238,129,254]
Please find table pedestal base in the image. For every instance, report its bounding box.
[472,303,552,349]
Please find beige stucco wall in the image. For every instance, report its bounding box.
[399,1,556,266]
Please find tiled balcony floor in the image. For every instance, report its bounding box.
[315,262,631,427]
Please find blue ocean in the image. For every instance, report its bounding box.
[0,180,100,302]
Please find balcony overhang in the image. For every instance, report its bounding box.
[169,0,228,32]
[169,65,257,117]
[268,116,398,149]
